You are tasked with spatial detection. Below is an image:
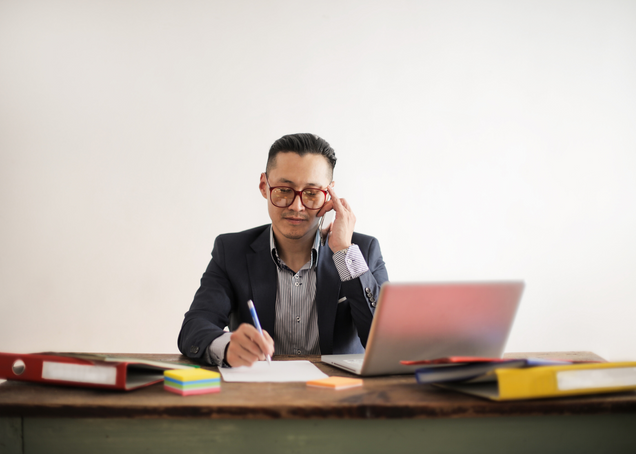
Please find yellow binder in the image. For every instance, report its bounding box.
[435,361,636,401]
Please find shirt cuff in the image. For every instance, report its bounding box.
[332,244,369,282]
[207,332,233,366]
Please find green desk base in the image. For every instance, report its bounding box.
[2,415,636,454]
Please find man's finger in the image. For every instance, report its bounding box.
[339,197,351,210]
[317,199,334,217]
[236,343,262,362]
[245,327,273,358]
[250,328,274,358]
[231,339,261,361]
[327,186,346,211]
[260,329,275,357]
[321,221,333,239]
[227,339,261,367]
[232,324,267,358]
[246,324,274,356]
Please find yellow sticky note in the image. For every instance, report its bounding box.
[164,368,220,382]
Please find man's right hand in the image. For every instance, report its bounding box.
[225,323,275,367]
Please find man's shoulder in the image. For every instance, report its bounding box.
[216,224,270,247]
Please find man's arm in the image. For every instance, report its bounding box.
[318,186,389,348]
[178,235,273,366]
[336,236,388,347]
[177,235,235,363]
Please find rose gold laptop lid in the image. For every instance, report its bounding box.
[322,281,524,376]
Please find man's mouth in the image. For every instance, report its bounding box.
[284,217,307,224]
[282,212,309,225]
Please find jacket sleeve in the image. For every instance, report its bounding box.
[339,236,389,347]
[177,236,236,361]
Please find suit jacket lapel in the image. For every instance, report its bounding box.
[246,226,277,334]
[316,237,341,354]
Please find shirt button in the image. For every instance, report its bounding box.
[346,259,353,265]
[296,349,302,355]
[296,316,301,323]
[294,282,300,287]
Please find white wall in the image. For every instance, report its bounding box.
[1,0,635,360]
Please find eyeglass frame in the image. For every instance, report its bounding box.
[265,176,330,210]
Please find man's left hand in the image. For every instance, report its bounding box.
[318,186,355,253]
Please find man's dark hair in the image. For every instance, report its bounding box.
[266,133,337,178]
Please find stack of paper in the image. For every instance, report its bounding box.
[409,357,636,401]
[164,369,221,396]
[411,357,570,385]
[218,360,327,383]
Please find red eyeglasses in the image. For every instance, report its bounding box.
[266,178,328,210]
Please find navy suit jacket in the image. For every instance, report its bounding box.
[178,224,389,362]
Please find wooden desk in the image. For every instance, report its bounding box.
[1,352,635,454]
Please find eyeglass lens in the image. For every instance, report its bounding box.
[271,187,325,209]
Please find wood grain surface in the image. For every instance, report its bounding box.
[1,352,635,419]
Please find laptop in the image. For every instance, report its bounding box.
[322,281,524,376]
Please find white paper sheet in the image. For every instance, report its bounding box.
[219,360,328,383]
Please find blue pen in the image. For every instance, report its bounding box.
[247,299,272,366]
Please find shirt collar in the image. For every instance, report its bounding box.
[269,225,321,270]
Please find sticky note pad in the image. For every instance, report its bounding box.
[164,368,221,396]
[307,376,363,390]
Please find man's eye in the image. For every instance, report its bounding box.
[303,190,318,197]
[277,188,293,194]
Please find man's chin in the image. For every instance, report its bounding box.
[282,233,305,240]
[277,224,317,241]
[280,228,310,240]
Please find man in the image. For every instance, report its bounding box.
[178,133,388,367]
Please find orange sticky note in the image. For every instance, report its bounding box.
[307,376,363,390]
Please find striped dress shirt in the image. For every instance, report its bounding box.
[207,226,369,365]
[270,227,321,355]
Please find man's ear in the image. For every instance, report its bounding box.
[259,173,268,199]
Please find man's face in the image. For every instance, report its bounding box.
[259,152,332,243]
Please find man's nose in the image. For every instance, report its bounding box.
[289,193,305,211]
